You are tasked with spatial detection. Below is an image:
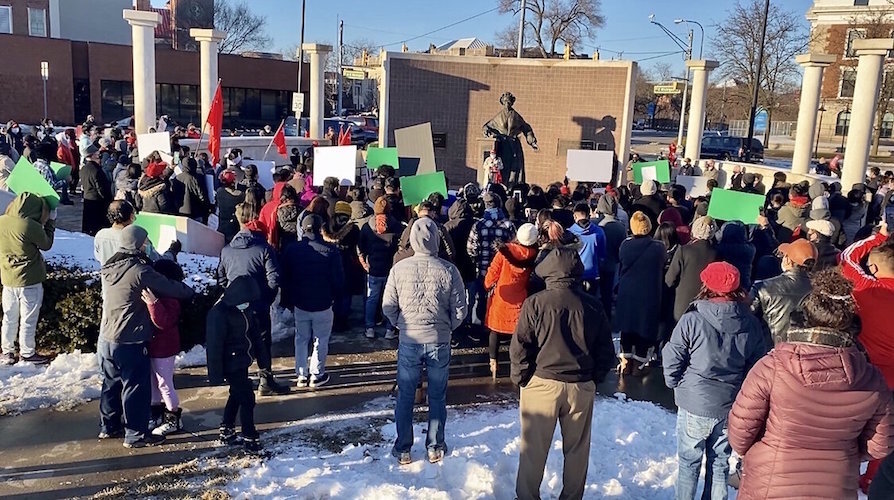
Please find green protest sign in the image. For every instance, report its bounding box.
[707,188,766,224]
[6,157,60,209]
[134,212,179,252]
[633,160,671,184]
[50,161,71,180]
[400,171,447,206]
[366,147,399,171]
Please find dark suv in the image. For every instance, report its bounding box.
[700,136,764,162]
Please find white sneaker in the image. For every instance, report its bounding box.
[384,328,398,340]
[365,328,375,339]
[296,376,309,387]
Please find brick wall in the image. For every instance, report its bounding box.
[0,33,74,123]
[383,53,634,188]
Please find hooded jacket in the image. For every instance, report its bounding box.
[749,267,812,345]
[206,276,262,384]
[661,300,766,419]
[0,193,54,287]
[80,160,112,202]
[729,338,894,499]
[216,229,280,307]
[658,207,691,245]
[214,187,245,244]
[776,198,810,241]
[172,162,209,219]
[484,242,538,334]
[136,175,174,214]
[280,232,344,312]
[566,218,607,280]
[147,297,181,358]
[382,218,467,345]
[357,215,401,278]
[509,247,615,386]
[716,222,756,290]
[393,215,456,264]
[443,199,478,282]
[100,251,194,344]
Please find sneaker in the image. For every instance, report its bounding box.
[450,338,460,349]
[384,328,398,340]
[364,328,375,339]
[218,426,241,446]
[21,354,49,365]
[309,373,330,388]
[242,436,263,453]
[0,352,16,366]
[296,376,309,388]
[258,372,290,396]
[123,434,165,448]
[396,451,412,465]
[427,448,445,464]
[98,429,123,440]
[152,408,183,436]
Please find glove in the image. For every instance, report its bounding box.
[48,209,57,221]
[167,240,182,256]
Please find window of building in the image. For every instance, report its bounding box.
[0,6,12,34]
[100,80,135,122]
[28,8,47,37]
[835,110,851,136]
[846,29,866,58]
[855,0,870,5]
[840,69,857,98]
[882,112,894,139]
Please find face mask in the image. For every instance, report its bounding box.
[236,303,250,311]
[11,127,19,134]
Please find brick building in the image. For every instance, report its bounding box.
[807,0,894,149]
[0,0,50,37]
[380,52,635,188]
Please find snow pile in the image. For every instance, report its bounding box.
[0,350,101,416]
[175,345,207,368]
[224,397,701,499]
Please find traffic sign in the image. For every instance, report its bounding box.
[292,92,304,113]
[653,81,683,95]
[342,69,366,80]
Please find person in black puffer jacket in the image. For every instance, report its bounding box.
[206,275,264,452]
[171,158,209,222]
[715,221,756,291]
[357,197,402,338]
[136,163,175,215]
[80,158,113,236]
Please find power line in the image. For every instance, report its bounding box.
[635,51,685,63]
[381,6,501,47]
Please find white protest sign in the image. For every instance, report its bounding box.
[314,145,358,186]
[248,160,276,190]
[675,175,711,198]
[565,150,614,183]
[640,165,658,185]
[137,132,172,162]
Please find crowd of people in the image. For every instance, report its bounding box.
[5,117,894,498]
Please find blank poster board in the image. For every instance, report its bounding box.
[314,145,358,186]
[707,188,766,224]
[137,132,172,162]
[366,147,399,170]
[248,160,276,190]
[675,175,711,198]
[566,150,614,182]
[400,171,448,206]
[633,160,671,184]
[135,212,225,257]
[394,123,436,174]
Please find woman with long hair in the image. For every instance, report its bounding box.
[654,222,680,361]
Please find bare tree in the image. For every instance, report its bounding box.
[849,1,894,155]
[650,62,675,82]
[496,0,604,58]
[215,0,272,54]
[713,0,809,145]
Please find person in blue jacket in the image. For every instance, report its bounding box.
[567,202,606,296]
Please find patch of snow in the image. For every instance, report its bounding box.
[0,350,101,416]
[175,345,207,368]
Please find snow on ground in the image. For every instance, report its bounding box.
[217,396,717,500]
[175,345,207,368]
[0,350,102,416]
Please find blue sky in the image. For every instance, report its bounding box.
[155,0,815,73]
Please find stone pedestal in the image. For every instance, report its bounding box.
[791,54,836,175]
[190,29,226,124]
[843,38,894,191]
[683,60,719,162]
[123,9,161,135]
[302,43,332,139]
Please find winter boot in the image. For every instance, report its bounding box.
[242,436,263,454]
[630,355,650,377]
[148,404,165,431]
[489,358,498,380]
[218,426,240,446]
[152,408,183,436]
[258,370,290,396]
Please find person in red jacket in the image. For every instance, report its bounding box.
[841,220,894,492]
[144,259,185,437]
[484,223,539,379]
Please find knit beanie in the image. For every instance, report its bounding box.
[641,180,658,196]
[700,261,740,294]
[691,216,717,241]
[374,197,389,215]
[119,225,149,252]
[630,211,652,236]
[812,196,829,211]
[334,201,352,217]
[517,223,539,247]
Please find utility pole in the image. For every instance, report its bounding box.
[295,0,306,123]
[516,0,527,58]
[745,0,770,162]
[40,62,49,120]
[337,18,344,116]
[676,29,693,148]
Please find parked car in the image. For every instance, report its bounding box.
[700,135,764,162]
[346,115,379,134]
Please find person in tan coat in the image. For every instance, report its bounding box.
[729,269,894,500]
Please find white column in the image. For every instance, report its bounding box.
[303,43,332,140]
[123,10,161,135]
[683,60,719,162]
[791,54,836,175]
[190,28,226,123]
[843,38,894,191]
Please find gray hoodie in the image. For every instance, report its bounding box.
[382,218,467,344]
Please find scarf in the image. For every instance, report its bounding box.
[375,214,388,235]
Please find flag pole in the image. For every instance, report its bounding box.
[195,78,222,163]
[262,119,285,161]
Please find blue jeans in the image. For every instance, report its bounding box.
[676,408,730,500]
[392,342,451,456]
[365,276,390,329]
[97,338,151,444]
[293,307,334,378]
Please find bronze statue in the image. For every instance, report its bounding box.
[483,92,537,185]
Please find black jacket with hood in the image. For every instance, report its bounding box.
[444,199,478,282]
[216,229,280,307]
[206,275,262,384]
[280,233,345,312]
[136,175,175,214]
[172,161,209,218]
[510,247,615,387]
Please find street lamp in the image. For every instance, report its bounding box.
[40,61,49,121]
[650,15,693,148]
[839,104,850,153]
[295,0,306,123]
[674,19,704,59]
[815,103,826,158]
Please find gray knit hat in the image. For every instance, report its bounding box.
[691,216,717,241]
[119,225,149,252]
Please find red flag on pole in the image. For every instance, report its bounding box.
[205,82,223,165]
[338,124,352,146]
[272,121,287,156]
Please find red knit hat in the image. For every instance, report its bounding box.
[146,162,166,179]
[700,262,740,294]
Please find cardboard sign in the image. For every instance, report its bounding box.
[137,132,172,162]
[6,157,60,209]
[707,188,766,224]
[314,145,358,186]
[395,123,436,174]
[565,150,614,183]
[50,161,71,180]
[676,175,711,198]
[366,147,400,171]
[633,160,671,184]
[400,171,447,206]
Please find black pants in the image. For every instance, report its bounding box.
[252,303,272,372]
[870,452,894,499]
[599,268,615,321]
[620,331,652,360]
[488,331,511,361]
[581,278,600,299]
[223,368,258,438]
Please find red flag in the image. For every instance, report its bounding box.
[272,122,287,156]
[338,124,352,146]
[205,83,223,165]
